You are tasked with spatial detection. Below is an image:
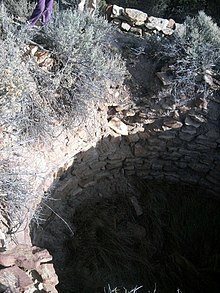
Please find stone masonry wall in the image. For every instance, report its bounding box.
[106,4,184,37]
[52,98,220,202]
[32,96,220,268]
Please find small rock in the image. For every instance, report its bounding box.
[121,22,131,31]
[156,72,173,86]
[0,266,33,291]
[162,126,172,131]
[0,229,6,250]
[130,196,143,216]
[192,114,207,123]
[71,187,83,197]
[30,45,38,56]
[108,117,128,135]
[161,103,173,110]
[109,129,122,138]
[185,116,201,128]
[167,18,176,29]
[37,263,59,293]
[134,125,145,133]
[138,112,148,118]
[112,18,122,26]
[34,51,50,65]
[114,91,120,98]
[143,118,155,124]
[173,110,179,119]
[0,245,53,271]
[143,30,152,37]
[123,109,136,117]
[0,254,16,267]
[130,27,143,36]
[75,127,87,140]
[164,119,183,129]
[162,27,174,35]
[111,4,124,17]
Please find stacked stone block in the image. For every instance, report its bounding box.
[107,5,184,37]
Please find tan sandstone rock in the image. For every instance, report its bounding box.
[124,8,148,26]
[108,117,128,135]
[121,22,131,31]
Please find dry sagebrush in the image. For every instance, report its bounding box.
[147,11,220,107]
[0,6,125,231]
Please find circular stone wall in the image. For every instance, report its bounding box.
[31,98,220,293]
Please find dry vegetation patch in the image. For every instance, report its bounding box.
[0,4,125,232]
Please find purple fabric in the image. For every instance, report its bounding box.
[28,0,54,26]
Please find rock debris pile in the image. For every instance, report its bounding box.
[0,245,58,293]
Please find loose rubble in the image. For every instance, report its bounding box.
[0,245,58,293]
